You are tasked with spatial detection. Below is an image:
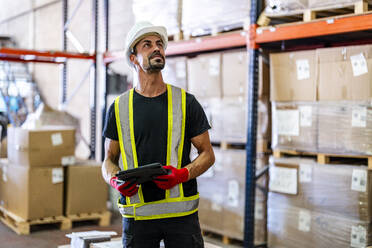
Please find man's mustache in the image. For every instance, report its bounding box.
[149,51,164,60]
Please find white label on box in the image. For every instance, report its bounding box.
[2,166,7,182]
[227,180,239,207]
[296,59,310,80]
[299,164,312,183]
[255,202,264,220]
[276,110,300,136]
[350,53,368,77]
[175,61,186,78]
[352,106,367,128]
[211,194,223,212]
[51,133,63,146]
[52,168,64,184]
[269,166,298,195]
[351,169,367,192]
[61,156,76,166]
[209,57,220,76]
[299,106,312,127]
[351,225,367,247]
[298,210,311,232]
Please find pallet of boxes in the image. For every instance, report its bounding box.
[0,107,110,235]
[186,49,270,245]
[269,44,372,247]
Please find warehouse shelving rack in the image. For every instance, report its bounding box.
[0,0,98,159]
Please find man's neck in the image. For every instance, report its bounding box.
[135,71,166,97]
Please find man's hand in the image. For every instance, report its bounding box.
[110,176,139,197]
[153,166,189,190]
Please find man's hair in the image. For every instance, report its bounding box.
[131,45,137,56]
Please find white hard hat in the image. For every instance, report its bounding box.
[125,21,168,67]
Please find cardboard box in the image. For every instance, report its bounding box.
[8,126,75,167]
[269,157,372,221]
[162,56,187,90]
[268,203,372,248]
[198,149,267,243]
[187,53,222,99]
[199,98,223,143]
[318,101,372,155]
[318,45,372,101]
[259,54,270,99]
[271,102,317,152]
[0,159,63,220]
[270,50,316,101]
[222,50,247,98]
[64,161,108,215]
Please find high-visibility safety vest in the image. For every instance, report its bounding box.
[114,84,199,220]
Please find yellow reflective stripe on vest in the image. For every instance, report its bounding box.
[116,84,199,220]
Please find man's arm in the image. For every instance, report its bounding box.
[185,130,215,180]
[102,138,121,184]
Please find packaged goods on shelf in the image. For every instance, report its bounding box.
[309,0,372,9]
[269,156,372,221]
[7,126,75,167]
[162,56,187,90]
[317,44,372,101]
[198,149,268,243]
[187,53,222,99]
[268,203,372,248]
[0,159,63,220]
[222,50,247,98]
[64,160,108,215]
[132,0,180,36]
[182,0,250,37]
[264,0,308,15]
[270,50,316,101]
[318,101,372,155]
[271,102,317,152]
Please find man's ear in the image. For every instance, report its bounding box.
[130,54,139,66]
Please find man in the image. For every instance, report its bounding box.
[102,21,215,248]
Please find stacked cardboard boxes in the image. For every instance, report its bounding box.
[0,126,108,227]
[268,157,372,247]
[0,126,75,220]
[197,148,267,244]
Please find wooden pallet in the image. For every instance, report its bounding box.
[201,229,244,246]
[273,149,372,169]
[212,141,246,150]
[65,211,111,228]
[0,206,70,235]
[263,0,371,25]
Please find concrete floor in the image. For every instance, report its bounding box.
[0,211,244,248]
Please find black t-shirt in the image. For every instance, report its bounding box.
[103,88,211,203]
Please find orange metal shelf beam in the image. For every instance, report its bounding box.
[0,48,95,64]
[255,12,372,44]
[166,31,247,56]
[103,31,248,64]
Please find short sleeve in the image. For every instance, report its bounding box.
[186,94,211,139]
[103,102,119,140]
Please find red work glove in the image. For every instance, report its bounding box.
[153,166,189,190]
[110,177,138,197]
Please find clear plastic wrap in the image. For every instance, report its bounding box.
[132,0,180,35]
[198,148,268,243]
[268,203,372,248]
[162,56,187,90]
[182,0,250,36]
[318,101,372,155]
[269,156,372,221]
[264,0,308,16]
[271,102,317,152]
[309,0,372,9]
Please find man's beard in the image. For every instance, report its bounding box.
[147,51,165,72]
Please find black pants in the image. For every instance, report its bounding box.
[122,212,204,248]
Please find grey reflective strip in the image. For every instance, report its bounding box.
[118,92,135,170]
[118,91,140,204]
[120,198,199,217]
[169,86,183,198]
